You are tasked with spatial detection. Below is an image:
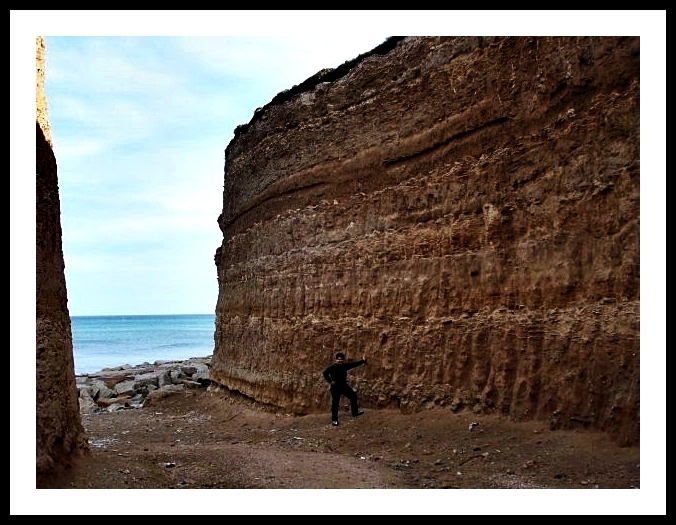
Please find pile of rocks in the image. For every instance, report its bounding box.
[75,356,212,414]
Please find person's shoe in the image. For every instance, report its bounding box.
[353,410,365,417]
[332,420,339,426]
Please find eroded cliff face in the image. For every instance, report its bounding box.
[213,36,640,445]
[36,36,88,476]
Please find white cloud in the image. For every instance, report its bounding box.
[52,137,105,161]
[47,37,181,92]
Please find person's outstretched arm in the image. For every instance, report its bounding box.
[346,357,367,370]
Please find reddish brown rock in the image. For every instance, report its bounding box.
[213,36,639,446]
[36,36,88,476]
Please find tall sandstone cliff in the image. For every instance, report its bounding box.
[36,36,88,476]
[213,36,640,446]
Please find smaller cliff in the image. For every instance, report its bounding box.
[36,36,88,478]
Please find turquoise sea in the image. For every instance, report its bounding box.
[71,314,215,375]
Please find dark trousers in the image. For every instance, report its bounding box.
[330,384,359,420]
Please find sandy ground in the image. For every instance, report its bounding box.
[31,384,652,514]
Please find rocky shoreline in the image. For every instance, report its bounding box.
[75,356,212,414]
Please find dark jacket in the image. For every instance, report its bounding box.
[323,359,367,385]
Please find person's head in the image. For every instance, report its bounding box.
[335,352,345,362]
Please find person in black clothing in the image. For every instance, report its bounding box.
[323,352,367,426]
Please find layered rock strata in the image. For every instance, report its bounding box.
[36,36,88,475]
[213,36,640,445]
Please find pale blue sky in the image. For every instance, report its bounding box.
[11,10,666,516]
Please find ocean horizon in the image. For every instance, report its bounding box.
[71,313,215,375]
